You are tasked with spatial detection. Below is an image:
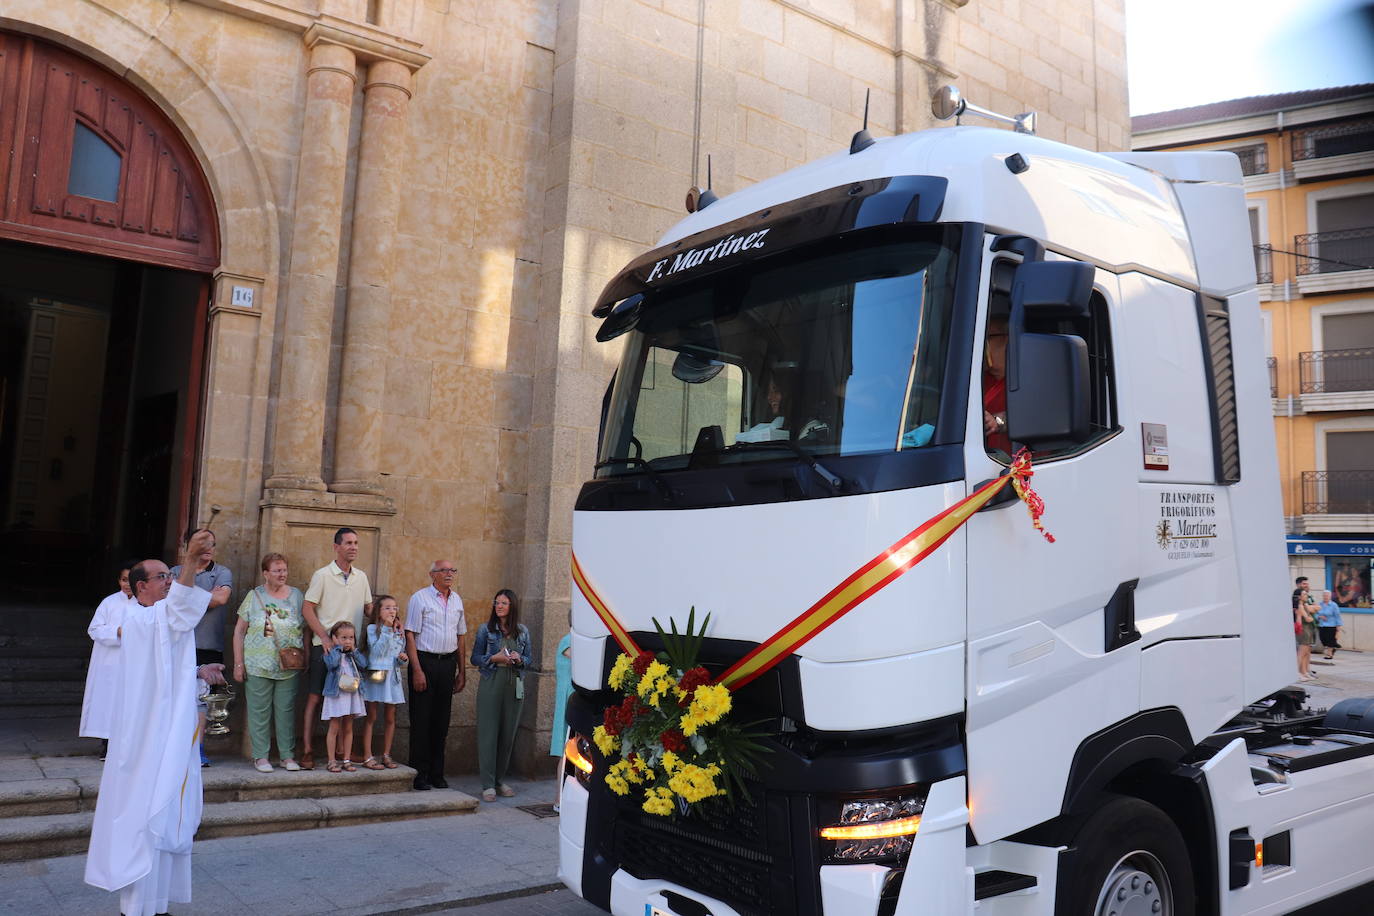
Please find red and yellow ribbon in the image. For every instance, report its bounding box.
[572,552,644,658]
[573,448,1053,691]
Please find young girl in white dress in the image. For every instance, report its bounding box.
[360,595,408,770]
[321,621,368,773]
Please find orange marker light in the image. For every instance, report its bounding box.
[565,736,593,775]
[1255,842,1263,868]
[819,815,922,841]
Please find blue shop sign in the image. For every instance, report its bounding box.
[1288,539,1374,557]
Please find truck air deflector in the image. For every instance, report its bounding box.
[590,175,949,317]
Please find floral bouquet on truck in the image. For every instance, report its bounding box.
[591,608,769,817]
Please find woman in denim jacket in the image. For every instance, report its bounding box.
[470,589,531,801]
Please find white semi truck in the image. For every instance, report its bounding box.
[555,93,1374,916]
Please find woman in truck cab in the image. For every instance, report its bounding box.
[983,316,1011,454]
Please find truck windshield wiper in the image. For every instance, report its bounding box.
[593,455,676,504]
[720,439,844,493]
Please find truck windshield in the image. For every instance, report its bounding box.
[597,231,959,477]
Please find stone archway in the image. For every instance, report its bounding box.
[0,31,219,269]
[0,4,283,563]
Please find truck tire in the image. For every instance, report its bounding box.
[1057,796,1195,916]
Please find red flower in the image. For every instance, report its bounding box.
[660,728,687,752]
[603,706,623,736]
[631,650,657,676]
[676,666,712,706]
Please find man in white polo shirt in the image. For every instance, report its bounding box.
[405,559,467,790]
[299,527,373,770]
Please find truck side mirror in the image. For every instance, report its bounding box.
[1006,261,1094,446]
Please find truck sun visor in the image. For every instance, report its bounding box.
[590,174,948,318]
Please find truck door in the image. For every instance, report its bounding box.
[961,248,1143,843]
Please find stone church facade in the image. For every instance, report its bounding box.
[0,0,1127,771]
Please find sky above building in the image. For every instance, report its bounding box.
[1125,0,1374,115]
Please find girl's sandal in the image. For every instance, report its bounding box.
[362,756,385,771]
[299,752,316,771]
[381,754,398,769]
[326,760,343,774]
[342,760,357,772]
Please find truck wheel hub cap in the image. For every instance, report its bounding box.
[1097,851,1169,916]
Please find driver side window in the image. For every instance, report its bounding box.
[988,278,1118,461]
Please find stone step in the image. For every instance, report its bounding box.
[0,656,90,678]
[0,788,478,862]
[0,680,86,700]
[0,757,425,817]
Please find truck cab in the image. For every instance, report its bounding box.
[557,123,1373,916]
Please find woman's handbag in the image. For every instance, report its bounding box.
[258,590,307,670]
[279,645,307,670]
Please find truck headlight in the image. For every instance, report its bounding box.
[820,796,924,862]
[565,734,594,785]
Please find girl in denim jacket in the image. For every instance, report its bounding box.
[470,589,531,800]
[321,621,368,772]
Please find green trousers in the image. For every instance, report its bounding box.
[476,670,524,790]
[246,672,298,760]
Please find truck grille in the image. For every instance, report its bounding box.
[612,787,797,916]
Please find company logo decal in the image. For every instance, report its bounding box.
[645,229,771,283]
[1156,490,1218,560]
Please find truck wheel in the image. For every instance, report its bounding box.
[1059,796,1195,916]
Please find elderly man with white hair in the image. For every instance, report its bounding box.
[404,559,468,790]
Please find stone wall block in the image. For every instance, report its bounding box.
[498,429,530,494]
[385,356,434,418]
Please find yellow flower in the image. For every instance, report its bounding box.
[646,674,676,707]
[592,725,619,757]
[668,764,720,803]
[660,751,682,774]
[688,684,732,727]
[642,787,674,816]
[605,769,630,796]
[680,706,707,736]
[637,661,670,699]
[608,653,634,690]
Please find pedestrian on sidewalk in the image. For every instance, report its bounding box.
[79,559,136,758]
[405,560,468,790]
[361,595,408,770]
[1317,589,1344,661]
[231,552,306,773]
[300,528,373,770]
[85,530,221,916]
[322,621,368,773]
[1294,576,1318,681]
[472,589,531,802]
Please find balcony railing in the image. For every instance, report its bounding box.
[1267,356,1277,397]
[1299,348,1374,393]
[1294,227,1374,275]
[1292,117,1374,161]
[1303,470,1374,514]
[1254,244,1273,283]
[1234,143,1268,176]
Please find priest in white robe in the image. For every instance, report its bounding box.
[79,563,135,743]
[85,530,219,916]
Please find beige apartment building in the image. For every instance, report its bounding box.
[0,0,1128,772]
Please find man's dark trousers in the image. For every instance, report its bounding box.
[410,650,457,783]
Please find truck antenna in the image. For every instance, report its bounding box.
[931,84,1036,134]
[685,154,719,213]
[849,89,876,154]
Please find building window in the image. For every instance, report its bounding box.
[1233,143,1268,176]
[67,122,121,202]
[1250,208,1271,283]
[1297,192,1374,276]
